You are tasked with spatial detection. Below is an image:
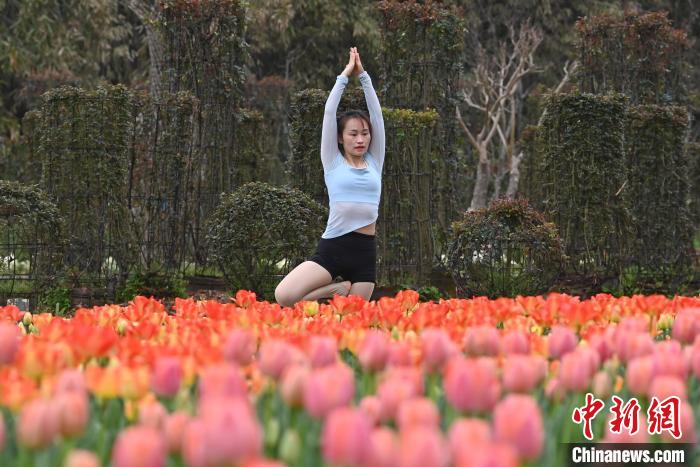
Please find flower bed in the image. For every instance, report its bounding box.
[0,291,698,466]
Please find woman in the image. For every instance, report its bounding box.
[275,47,385,307]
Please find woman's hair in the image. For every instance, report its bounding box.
[337,110,372,154]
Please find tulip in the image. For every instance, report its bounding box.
[448,418,491,456]
[547,326,578,359]
[223,328,257,366]
[691,336,700,380]
[648,375,687,401]
[182,420,208,467]
[366,427,400,467]
[492,394,544,460]
[307,335,337,368]
[280,364,310,408]
[602,413,650,443]
[279,429,302,465]
[303,363,355,418]
[420,328,458,373]
[151,356,183,398]
[626,356,654,396]
[559,351,592,392]
[659,399,696,443]
[614,331,654,363]
[54,369,87,395]
[164,411,190,454]
[651,340,687,380]
[112,426,167,467]
[359,396,382,426]
[259,339,303,380]
[377,379,418,423]
[463,325,500,357]
[502,354,546,393]
[591,371,612,400]
[54,392,90,438]
[322,408,372,466]
[399,427,449,467]
[397,397,439,431]
[64,450,101,467]
[453,442,519,467]
[17,398,59,449]
[358,330,391,371]
[671,307,700,344]
[197,363,247,401]
[0,321,20,365]
[138,400,168,431]
[544,377,565,402]
[387,341,413,366]
[501,330,530,355]
[444,357,500,413]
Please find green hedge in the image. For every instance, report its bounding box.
[538,92,630,281]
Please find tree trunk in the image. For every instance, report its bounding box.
[122,0,165,99]
[470,148,490,211]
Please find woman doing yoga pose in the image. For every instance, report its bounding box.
[275,47,385,307]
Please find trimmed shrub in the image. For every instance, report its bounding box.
[446,198,565,298]
[205,182,327,301]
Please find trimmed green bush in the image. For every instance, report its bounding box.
[446,198,565,298]
[205,182,327,301]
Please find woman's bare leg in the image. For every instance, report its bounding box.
[302,280,351,302]
[275,261,349,307]
[348,282,375,301]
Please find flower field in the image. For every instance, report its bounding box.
[0,291,699,467]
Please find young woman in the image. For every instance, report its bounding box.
[275,47,385,307]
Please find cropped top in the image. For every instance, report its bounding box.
[320,71,386,239]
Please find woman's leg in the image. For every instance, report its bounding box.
[274,261,349,307]
[302,280,351,302]
[348,282,375,301]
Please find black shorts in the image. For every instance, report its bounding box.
[309,231,377,283]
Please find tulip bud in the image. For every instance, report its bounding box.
[0,321,21,365]
[279,429,302,465]
[22,312,32,327]
[64,449,101,467]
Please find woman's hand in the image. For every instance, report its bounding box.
[351,47,365,76]
[341,48,356,77]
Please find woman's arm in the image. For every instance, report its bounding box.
[321,49,356,172]
[359,71,385,172]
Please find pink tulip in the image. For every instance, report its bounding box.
[280,364,310,408]
[387,341,413,366]
[64,450,101,467]
[502,354,546,393]
[626,356,654,396]
[358,330,391,371]
[420,328,458,372]
[602,413,650,443]
[377,379,416,423]
[383,367,424,395]
[182,420,208,467]
[17,398,59,449]
[54,369,88,395]
[258,339,303,380]
[448,418,491,456]
[588,332,613,362]
[303,363,355,418]
[651,340,687,380]
[463,325,501,357]
[493,394,544,460]
[197,363,247,401]
[359,396,382,426]
[0,322,20,365]
[164,411,190,454]
[223,328,257,366]
[547,325,578,359]
[659,399,696,443]
[614,331,654,363]
[559,351,593,392]
[138,400,168,431]
[54,392,90,438]
[671,307,700,344]
[112,426,167,467]
[591,371,612,400]
[151,356,183,397]
[453,442,519,467]
[367,427,400,467]
[307,335,337,368]
[397,398,439,431]
[501,330,530,355]
[648,376,687,401]
[691,336,700,380]
[444,357,501,413]
[196,397,263,465]
[544,378,565,402]
[322,407,372,466]
[399,427,449,467]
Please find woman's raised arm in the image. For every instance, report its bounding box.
[321,49,356,172]
[353,49,385,172]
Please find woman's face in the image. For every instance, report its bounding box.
[339,117,371,157]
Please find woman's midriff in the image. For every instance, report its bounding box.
[354,222,376,236]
